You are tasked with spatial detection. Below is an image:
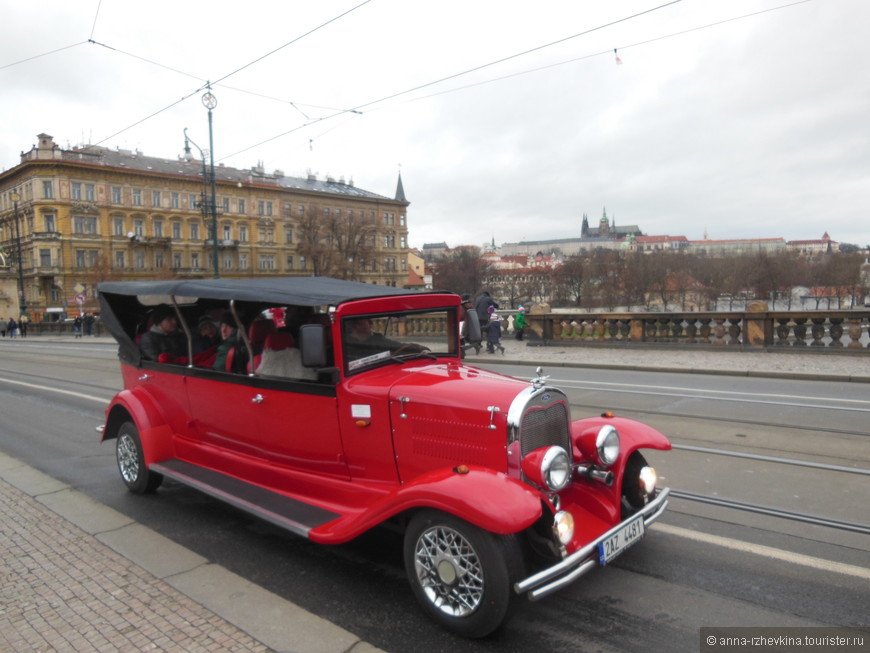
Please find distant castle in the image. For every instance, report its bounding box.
[501,208,642,257]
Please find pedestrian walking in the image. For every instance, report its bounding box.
[73,315,83,338]
[7,317,17,338]
[84,313,95,336]
[514,305,528,341]
[474,291,498,326]
[485,312,505,355]
[19,314,27,337]
[0,317,7,337]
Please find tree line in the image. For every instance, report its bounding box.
[431,247,868,311]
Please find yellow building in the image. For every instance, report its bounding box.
[0,134,409,320]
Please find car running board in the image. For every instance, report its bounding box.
[150,459,340,538]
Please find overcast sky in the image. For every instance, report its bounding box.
[2,0,868,250]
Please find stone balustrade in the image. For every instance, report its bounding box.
[522,310,870,351]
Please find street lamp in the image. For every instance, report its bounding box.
[10,190,26,318]
[183,84,219,278]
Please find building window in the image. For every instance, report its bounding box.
[111,186,122,204]
[259,228,274,243]
[285,228,293,244]
[239,253,248,270]
[383,235,396,248]
[114,218,124,236]
[152,191,161,207]
[42,181,53,199]
[297,205,304,216]
[222,197,230,212]
[283,202,292,217]
[172,222,181,239]
[171,192,180,209]
[258,255,275,270]
[222,225,232,240]
[400,214,406,226]
[73,216,97,234]
[44,214,56,232]
[191,252,200,269]
[39,249,51,267]
[132,189,142,206]
[154,221,163,238]
[155,252,164,268]
[189,194,198,209]
[115,251,126,268]
[257,201,273,216]
[85,184,95,202]
[71,182,82,200]
[238,198,245,214]
[135,251,146,269]
[173,253,182,268]
[76,250,86,267]
[239,225,248,242]
[190,223,200,240]
[223,255,233,270]
[133,219,144,236]
[400,235,407,248]
[286,255,293,270]
[299,255,307,270]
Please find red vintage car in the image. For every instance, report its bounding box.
[98,277,670,637]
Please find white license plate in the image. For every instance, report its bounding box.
[598,514,645,565]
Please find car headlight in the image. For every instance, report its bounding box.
[522,445,572,492]
[596,425,620,467]
[541,446,572,491]
[553,510,574,546]
[639,466,657,495]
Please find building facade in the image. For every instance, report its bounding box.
[0,134,409,320]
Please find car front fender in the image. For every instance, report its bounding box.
[310,466,543,544]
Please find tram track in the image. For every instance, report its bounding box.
[669,489,870,535]
[571,401,870,438]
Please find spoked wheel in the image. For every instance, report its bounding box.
[116,421,162,494]
[404,510,522,638]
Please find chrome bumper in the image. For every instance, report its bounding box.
[514,487,670,600]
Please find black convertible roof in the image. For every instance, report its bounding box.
[98,276,422,307]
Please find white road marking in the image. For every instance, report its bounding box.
[548,377,870,412]
[655,523,870,580]
[0,377,108,404]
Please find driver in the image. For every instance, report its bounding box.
[343,317,427,362]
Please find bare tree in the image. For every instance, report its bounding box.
[296,203,378,280]
[431,246,492,297]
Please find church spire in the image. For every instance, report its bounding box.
[395,171,406,202]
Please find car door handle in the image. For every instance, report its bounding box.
[252,394,264,404]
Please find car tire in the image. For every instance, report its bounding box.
[116,421,162,494]
[621,451,648,518]
[403,510,522,638]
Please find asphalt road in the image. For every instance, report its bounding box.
[0,339,867,652]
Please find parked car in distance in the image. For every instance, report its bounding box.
[98,277,671,637]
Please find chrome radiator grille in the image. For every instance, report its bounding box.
[519,400,571,457]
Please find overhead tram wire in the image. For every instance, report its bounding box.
[89,0,103,41]
[219,0,685,161]
[85,0,376,153]
[228,0,814,158]
[0,42,89,71]
[383,0,816,108]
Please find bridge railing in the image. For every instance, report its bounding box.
[522,310,870,351]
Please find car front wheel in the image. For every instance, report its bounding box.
[116,421,162,494]
[404,510,522,638]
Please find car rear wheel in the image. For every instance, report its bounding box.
[116,421,162,494]
[404,510,521,638]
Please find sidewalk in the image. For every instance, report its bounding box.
[0,452,382,653]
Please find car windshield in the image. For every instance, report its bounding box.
[342,308,458,374]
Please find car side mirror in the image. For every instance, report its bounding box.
[299,323,327,368]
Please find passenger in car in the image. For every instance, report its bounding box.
[213,313,241,372]
[255,332,318,380]
[138,306,187,361]
[195,316,221,353]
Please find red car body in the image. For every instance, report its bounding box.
[99,277,670,637]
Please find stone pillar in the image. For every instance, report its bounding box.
[744,301,769,348]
